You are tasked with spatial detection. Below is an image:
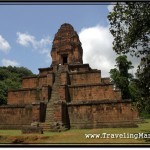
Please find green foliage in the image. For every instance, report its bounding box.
[136,55,150,98]
[110,55,133,99]
[108,2,150,114]
[108,2,150,57]
[128,79,141,102]
[140,112,150,119]
[135,56,150,113]
[0,66,35,105]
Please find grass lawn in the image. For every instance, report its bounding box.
[0,119,150,145]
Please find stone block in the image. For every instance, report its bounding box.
[22,126,43,134]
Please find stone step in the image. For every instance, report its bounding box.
[39,122,69,132]
[46,115,54,117]
[46,113,54,116]
[47,105,54,107]
[51,95,59,97]
[47,106,54,108]
[46,112,54,115]
[46,108,54,110]
[45,69,62,126]
[46,111,54,114]
[46,111,54,113]
[46,117,54,119]
[46,113,54,115]
[46,107,54,109]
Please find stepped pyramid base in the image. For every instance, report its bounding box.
[0,23,140,131]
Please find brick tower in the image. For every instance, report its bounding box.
[51,23,83,66]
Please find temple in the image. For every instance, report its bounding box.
[0,23,139,131]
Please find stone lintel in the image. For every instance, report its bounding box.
[67,99,132,106]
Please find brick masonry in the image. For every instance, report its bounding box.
[67,101,139,128]
[0,104,40,129]
[0,23,140,130]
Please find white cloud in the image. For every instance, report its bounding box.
[1,58,20,67]
[0,35,11,53]
[79,25,116,77]
[79,25,140,77]
[16,32,35,47]
[16,32,52,53]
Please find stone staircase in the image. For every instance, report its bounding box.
[39,66,69,132]
[45,68,61,122]
[39,66,64,131]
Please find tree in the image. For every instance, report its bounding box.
[0,66,35,105]
[110,55,133,99]
[108,2,150,57]
[135,54,150,113]
[108,2,150,114]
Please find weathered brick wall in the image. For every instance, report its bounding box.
[60,72,69,85]
[53,101,69,128]
[101,77,110,84]
[47,73,54,86]
[41,86,50,101]
[22,77,38,88]
[53,102,62,122]
[69,72,101,85]
[69,64,90,72]
[114,90,122,101]
[58,85,70,102]
[0,104,40,127]
[8,89,39,105]
[67,102,139,128]
[32,104,41,122]
[78,66,90,72]
[22,74,54,89]
[68,84,119,101]
[8,86,50,105]
[39,76,47,87]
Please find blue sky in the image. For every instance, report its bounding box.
[0,3,139,76]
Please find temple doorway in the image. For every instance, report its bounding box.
[62,55,68,65]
